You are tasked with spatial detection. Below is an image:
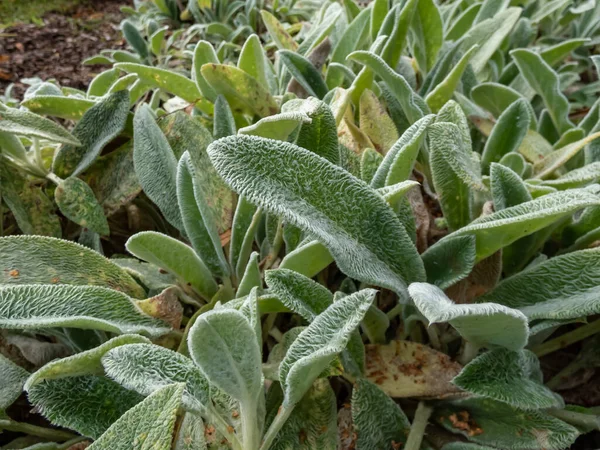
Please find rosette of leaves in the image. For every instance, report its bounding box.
[5,0,600,449]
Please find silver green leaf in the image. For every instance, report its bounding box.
[52,90,130,177]
[409,282,528,350]
[478,248,600,320]
[352,378,410,449]
[452,348,561,410]
[0,354,29,410]
[0,284,170,336]
[133,104,182,230]
[0,235,145,298]
[28,375,143,439]
[25,334,149,390]
[126,231,217,300]
[207,134,424,296]
[279,289,376,406]
[87,383,183,450]
[0,104,80,145]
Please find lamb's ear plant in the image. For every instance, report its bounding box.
[6,0,600,449]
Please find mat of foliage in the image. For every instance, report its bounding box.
[3,0,600,449]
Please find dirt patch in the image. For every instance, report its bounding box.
[0,0,131,100]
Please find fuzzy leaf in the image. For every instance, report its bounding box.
[282,98,339,164]
[0,284,170,336]
[126,231,217,299]
[53,90,130,177]
[25,335,150,390]
[453,349,561,410]
[0,354,29,410]
[279,289,376,406]
[542,162,600,190]
[133,104,182,230]
[0,165,62,237]
[207,135,424,296]
[260,10,298,51]
[269,379,337,450]
[370,114,434,188]
[479,248,600,320]
[238,34,275,94]
[352,378,410,449]
[0,235,145,298]
[0,105,79,145]
[188,309,262,405]
[434,187,600,262]
[87,383,183,450]
[409,283,528,350]
[239,112,311,141]
[55,177,110,236]
[534,132,600,178]
[436,398,579,450]
[511,49,573,135]
[201,64,278,118]
[114,63,203,105]
[481,99,530,173]
[279,50,328,99]
[266,268,332,321]
[409,0,442,75]
[422,235,476,290]
[102,343,210,413]
[28,375,143,439]
[490,163,531,210]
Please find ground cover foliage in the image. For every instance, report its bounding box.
[3,0,600,448]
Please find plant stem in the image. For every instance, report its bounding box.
[46,172,62,185]
[405,401,433,450]
[0,419,76,442]
[546,359,583,390]
[241,403,260,450]
[259,405,294,450]
[532,319,600,358]
[457,341,480,365]
[207,404,243,450]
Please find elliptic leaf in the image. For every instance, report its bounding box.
[352,378,410,450]
[452,349,561,410]
[55,177,110,236]
[207,135,425,296]
[126,231,217,299]
[0,105,79,145]
[279,50,328,99]
[21,96,96,121]
[0,354,29,410]
[87,383,183,450]
[0,284,170,336]
[28,375,143,439]
[409,282,529,350]
[53,90,130,177]
[422,235,476,290]
[279,289,376,406]
[133,104,182,230]
[0,235,145,298]
[25,335,150,390]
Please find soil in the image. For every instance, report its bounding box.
[0,0,131,100]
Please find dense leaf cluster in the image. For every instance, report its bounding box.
[2,0,600,449]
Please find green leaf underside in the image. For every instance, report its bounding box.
[0,236,145,298]
[0,284,170,336]
[409,283,528,350]
[207,134,424,296]
[25,335,150,390]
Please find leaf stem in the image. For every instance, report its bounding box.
[46,172,62,186]
[532,319,600,358]
[0,419,76,442]
[457,341,480,365]
[241,402,261,450]
[259,404,294,450]
[405,401,433,450]
[548,408,600,431]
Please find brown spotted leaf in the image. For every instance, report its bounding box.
[365,340,463,398]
